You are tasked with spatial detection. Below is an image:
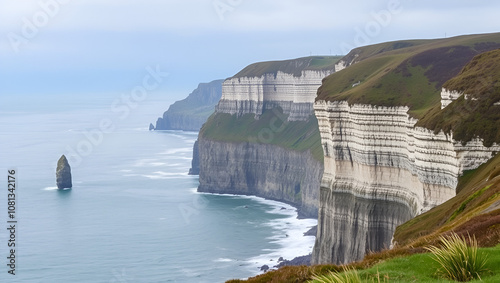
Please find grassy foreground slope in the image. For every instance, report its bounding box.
[227,245,500,282]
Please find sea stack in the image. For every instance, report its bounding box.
[56,155,72,189]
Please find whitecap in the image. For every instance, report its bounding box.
[245,213,316,273]
[152,171,188,176]
[150,162,167,166]
[169,134,189,140]
[164,163,183,167]
[214,258,233,263]
[133,159,167,167]
[43,186,59,191]
[140,172,189,179]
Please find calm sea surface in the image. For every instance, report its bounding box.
[0,94,316,282]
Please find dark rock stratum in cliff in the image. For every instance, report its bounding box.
[56,155,72,189]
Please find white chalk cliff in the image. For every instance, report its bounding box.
[197,65,336,218]
[216,70,333,121]
[441,88,465,109]
[312,100,500,264]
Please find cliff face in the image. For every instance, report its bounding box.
[188,140,199,175]
[197,138,322,217]
[216,70,332,121]
[311,101,499,264]
[311,34,500,265]
[154,79,223,131]
[196,56,340,218]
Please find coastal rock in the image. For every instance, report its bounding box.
[311,101,500,265]
[304,225,317,236]
[274,255,311,268]
[260,265,269,272]
[149,123,155,131]
[56,155,72,189]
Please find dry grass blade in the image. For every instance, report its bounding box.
[309,266,361,283]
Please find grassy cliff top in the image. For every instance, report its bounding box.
[443,48,500,95]
[316,33,500,118]
[232,56,342,78]
[416,49,500,146]
[339,39,430,65]
[200,109,324,161]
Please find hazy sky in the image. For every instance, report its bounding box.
[1,0,500,99]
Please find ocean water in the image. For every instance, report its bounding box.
[0,94,316,282]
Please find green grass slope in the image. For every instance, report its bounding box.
[339,39,430,66]
[227,245,500,282]
[317,33,500,118]
[200,109,324,161]
[416,49,500,146]
[233,56,341,78]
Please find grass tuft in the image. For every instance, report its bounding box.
[310,267,361,283]
[425,233,488,281]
